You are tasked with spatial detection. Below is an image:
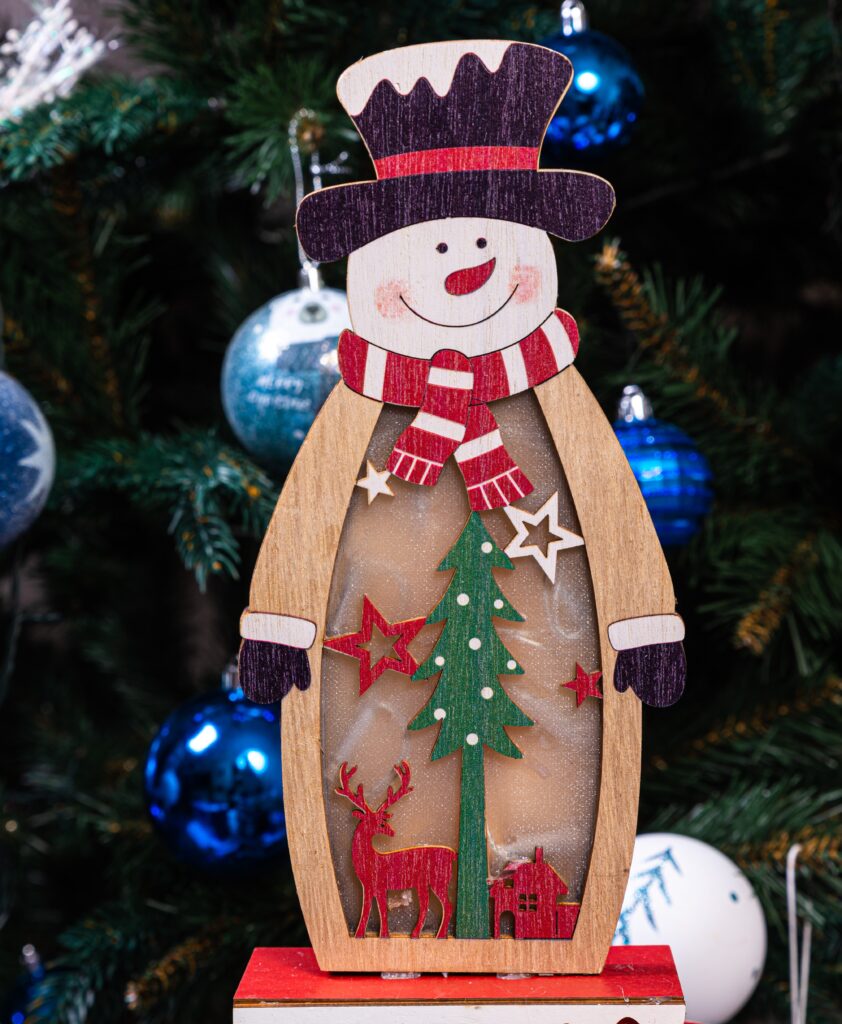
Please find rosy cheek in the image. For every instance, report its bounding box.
[374,279,410,319]
[510,265,542,304]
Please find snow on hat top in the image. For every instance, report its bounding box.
[337,40,512,117]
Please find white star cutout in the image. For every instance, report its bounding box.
[355,460,394,504]
[503,492,584,582]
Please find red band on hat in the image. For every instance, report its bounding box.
[375,146,538,179]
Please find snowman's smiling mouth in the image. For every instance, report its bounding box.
[399,285,519,328]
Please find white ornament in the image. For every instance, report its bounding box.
[481,541,493,553]
[468,637,481,650]
[506,659,517,671]
[456,593,470,605]
[503,492,584,582]
[465,733,479,746]
[355,461,393,504]
[433,708,446,720]
[614,833,767,1024]
[0,0,111,123]
[480,686,493,700]
[493,599,504,609]
[434,656,445,667]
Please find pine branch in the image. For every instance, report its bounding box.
[0,79,209,183]
[59,431,278,588]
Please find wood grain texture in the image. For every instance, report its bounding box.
[607,614,684,651]
[250,368,674,972]
[536,366,676,976]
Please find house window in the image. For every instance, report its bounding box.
[518,893,538,912]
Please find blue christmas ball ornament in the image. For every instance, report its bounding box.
[144,678,286,872]
[0,371,55,549]
[614,386,713,546]
[540,1,644,159]
[221,275,347,471]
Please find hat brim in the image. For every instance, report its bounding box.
[296,169,615,263]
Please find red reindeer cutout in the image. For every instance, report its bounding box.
[336,761,455,939]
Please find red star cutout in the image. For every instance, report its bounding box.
[563,663,603,706]
[324,596,426,695]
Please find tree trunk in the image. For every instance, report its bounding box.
[455,741,489,938]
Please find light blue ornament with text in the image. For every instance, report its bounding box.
[0,371,55,549]
[221,271,347,471]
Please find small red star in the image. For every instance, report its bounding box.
[563,663,603,706]
[324,595,426,695]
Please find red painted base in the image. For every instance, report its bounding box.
[233,946,688,1023]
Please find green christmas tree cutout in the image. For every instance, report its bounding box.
[411,512,533,939]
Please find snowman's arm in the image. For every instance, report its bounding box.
[239,382,382,703]
[536,368,685,707]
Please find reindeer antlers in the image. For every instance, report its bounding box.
[381,760,413,811]
[336,762,372,813]
[335,761,414,815]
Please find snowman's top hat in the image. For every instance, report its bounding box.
[296,40,615,262]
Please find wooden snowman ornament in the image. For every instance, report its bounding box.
[239,40,686,974]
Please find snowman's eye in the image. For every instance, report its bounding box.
[476,238,487,249]
[436,243,448,254]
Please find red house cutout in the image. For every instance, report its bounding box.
[489,847,581,939]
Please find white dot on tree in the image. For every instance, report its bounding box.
[494,599,504,609]
[433,708,446,720]
[481,542,492,553]
[481,687,494,700]
[466,733,479,745]
[507,659,517,670]
[456,593,470,606]
[435,655,445,666]
[469,637,482,650]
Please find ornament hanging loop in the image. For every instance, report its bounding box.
[786,844,812,1024]
[288,108,350,292]
[560,0,589,36]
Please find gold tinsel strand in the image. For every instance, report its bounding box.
[650,675,841,769]
[595,241,738,421]
[2,313,74,397]
[734,825,842,872]
[735,533,819,654]
[50,162,124,426]
[125,928,222,1012]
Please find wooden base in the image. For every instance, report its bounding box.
[233,946,686,1023]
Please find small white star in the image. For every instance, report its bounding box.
[355,461,393,504]
[503,492,584,583]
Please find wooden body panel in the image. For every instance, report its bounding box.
[249,370,675,973]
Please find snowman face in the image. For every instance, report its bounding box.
[346,218,558,359]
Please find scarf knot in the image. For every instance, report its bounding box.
[339,309,578,511]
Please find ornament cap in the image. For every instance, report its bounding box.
[222,657,240,691]
[298,261,324,292]
[560,0,589,36]
[617,384,653,423]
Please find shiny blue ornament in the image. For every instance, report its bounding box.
[221,281,347,471]
[0,372,55,549]
[614,386,713,546]
[540,3,643,159]
[144,684,286,872]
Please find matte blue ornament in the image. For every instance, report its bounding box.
[221,275,347,471]
[0,371,55,549]
[540,1,644,159]
[144,674,286,872]
[614,386,713,546]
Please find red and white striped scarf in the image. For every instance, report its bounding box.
[339,309,579,511]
